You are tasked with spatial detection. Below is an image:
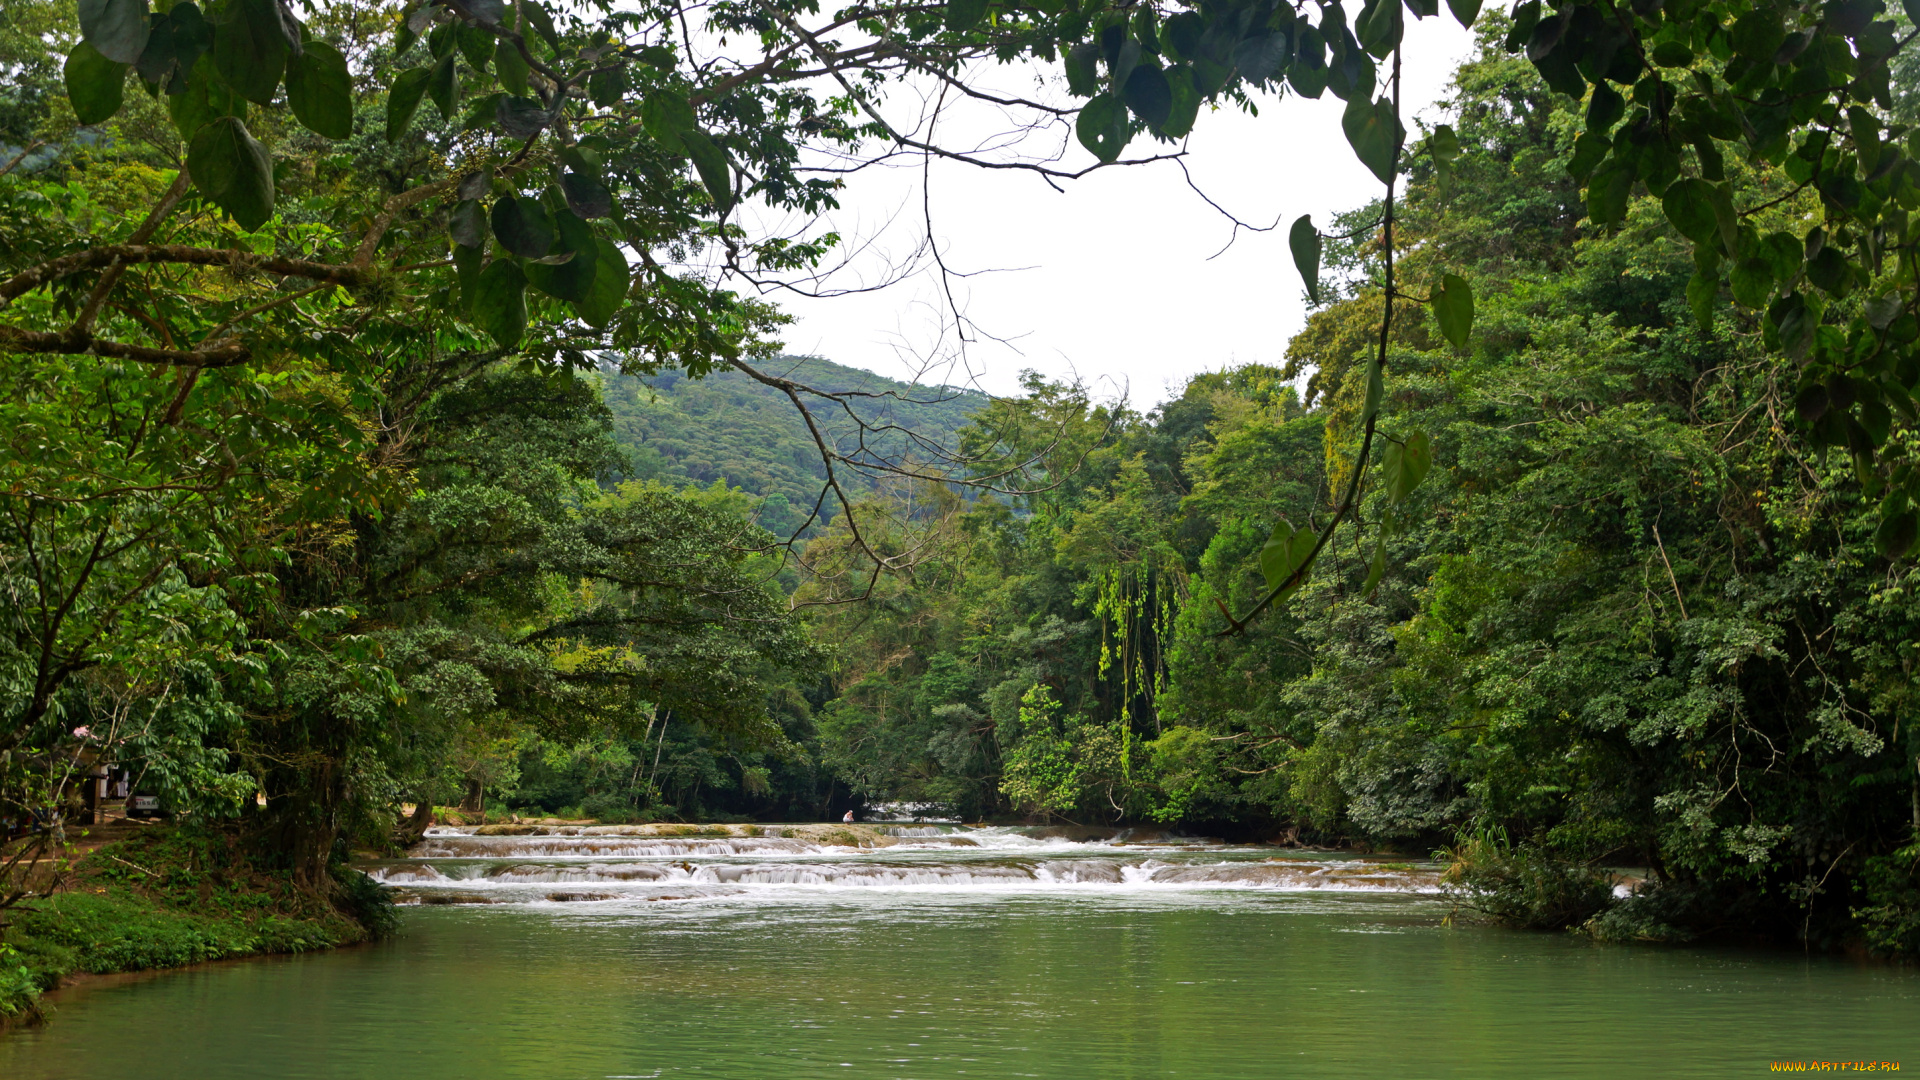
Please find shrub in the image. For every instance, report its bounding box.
[1442,831,1615,931]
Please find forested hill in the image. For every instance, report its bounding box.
[599,356,988,531]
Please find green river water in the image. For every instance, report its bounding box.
[1,825,1915,1078]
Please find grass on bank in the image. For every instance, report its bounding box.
[1,826,392,1024]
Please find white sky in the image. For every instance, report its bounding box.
[742,17,1478,409]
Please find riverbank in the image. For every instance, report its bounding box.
[0,826,387,1028]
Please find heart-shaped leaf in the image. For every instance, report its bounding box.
[79,0,152,65]
[562,170,613,219]
[574,239,630,328]
[491,195,554,258]
[1122,62,1171,129]
[1446,0,1481,28]
[474,259,528,348]
[65,43,128,126]
[1342,94,1402,185]
[213,0,289,105]
[187,115,274,231]
[285,40,352,139]
[1076,92,1129,163]
[1661,178,1719,246]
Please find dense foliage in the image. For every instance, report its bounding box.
[602,357,986,537]
[2,0,1918,980]
[495,29,1920,955]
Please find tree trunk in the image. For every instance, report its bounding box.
[459,777,483,814]
[394,799,434,847]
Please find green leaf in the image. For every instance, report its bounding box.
[562,170,612,219]
[588,65,627,107]
[1355,0,1402,60]
[525,210,598,303]
[1566,130,1609,183]
[683,129,734,216]
[1382,433,1431,505]
[427,51,457,121]
[65,43,128,126]
[1585,155,1635,225]
[1363,354,1384,418]
[1342,94,1402,185]
[495,39,530,97]
[1162,66,1199,139]
[1874,508,1918,559]
[449,198,486,248]
[1402,429,1432,492]
[285,40,352,140]
[574,238,630,328]
[213,0,288,105]
[1686,268,1717,330]
[519,0,559,53]
[1289,215,1322,305]
[946,0,989,33]
[473,259,529,349]
[1431,123,1459,197]
[1661,178,1719,245]
[1650,41,1693,67]
[1432,273,1474,348]
[490,194,554,258]
[1259,520,1295,591]
[1446,0,1482,29]
[641,91,695,153]
[1122,63,1171,129]
[79,0,152,65]
[1075,93,1130,163]
[1807,246,1850,297]
[1586,81,1625,133]
[168,56,242,139]
[456,24,494,69]
[134,14,178,87]
[1729,9,1785,63]
[1730,257,1773,308]
[1259,520,1319,592]
[386,66,431,142]
[452,240,484,313]
[1064,42,1100,97]
[187,115,274,232]
[496,95,549,138]
[1362,536,1387,595]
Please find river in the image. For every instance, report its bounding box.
[2,824,1915,1078]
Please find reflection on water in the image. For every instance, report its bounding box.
[2,826,1916,1079]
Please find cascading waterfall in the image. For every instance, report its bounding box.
[366,824,1441,906]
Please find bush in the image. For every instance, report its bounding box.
[0,944,41,1020]
[331,865,399,940]
[1855,842,1920,958]
[1442,831,1615,931]
[1583,883,1701,944]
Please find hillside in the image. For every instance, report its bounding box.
[599,356,989,534]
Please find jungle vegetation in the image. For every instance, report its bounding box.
[0,0,1916,1016]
